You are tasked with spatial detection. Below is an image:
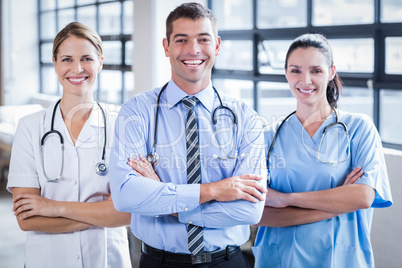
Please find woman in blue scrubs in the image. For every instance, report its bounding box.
[252,33,392,268]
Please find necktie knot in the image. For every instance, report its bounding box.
[182,96,199,110]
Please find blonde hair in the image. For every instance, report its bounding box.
[52,22,103,61]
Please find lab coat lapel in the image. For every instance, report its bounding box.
[75,104,104,149]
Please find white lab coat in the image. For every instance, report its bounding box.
[7,102,131,268]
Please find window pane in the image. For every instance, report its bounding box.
[41,43,53,63]
[123,0,134,34]
[211,0,252,30]
[103,41,122,65]
[99,2,121,35]
[339,87,373,119]
[380,90,402,144]
[259,40,292,74]
[215,40,253,71]
[125,41,134,65]
[58,0,74,9]
[212,79,254,109]
[77,6,97,32]
[313,0,374,26]
[40,12,57,40]
[58,8,75,32]
[40,0,55,10]
[257,82,295,123]
[385,37,402,75]
[99,71,122,104]
[381,0,402,23]
[77,0,96,5]
[330,39,374,73]
[257,0,307,29]
[124,71,135,102]
[42,67,59,95]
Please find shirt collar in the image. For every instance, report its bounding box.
[165,79,215,113]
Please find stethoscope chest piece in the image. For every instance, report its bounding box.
[147,151,159,164]
[95,161,108,176]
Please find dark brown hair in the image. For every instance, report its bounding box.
[285,33,342,108]
[165,2,217,44]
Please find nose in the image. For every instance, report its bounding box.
[73,60,84,73]
[300,72,312,86]
[187,39,201,55]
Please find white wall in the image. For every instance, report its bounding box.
[1,0,39,105]
[371,149,402,268]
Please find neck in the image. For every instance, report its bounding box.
[171,78,210,95]
[59,95,94,121]
[296,104,333,127]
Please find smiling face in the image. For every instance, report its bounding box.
[285,47,336,110]
[163,17,220,94]
[53,35,103,100]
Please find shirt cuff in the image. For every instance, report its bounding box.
[176,184,202,225]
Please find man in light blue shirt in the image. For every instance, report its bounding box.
[110,3,266,267]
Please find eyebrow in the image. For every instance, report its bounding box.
[288,65,323,69]
[172,33,212,39]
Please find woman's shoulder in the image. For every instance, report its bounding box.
[339,110,375,130]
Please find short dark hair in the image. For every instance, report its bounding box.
[165,2,218,44]
[285,33,343,108]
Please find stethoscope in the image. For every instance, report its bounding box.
[40,99,108,182]
[146,82,244,164]
[266,109,350,187]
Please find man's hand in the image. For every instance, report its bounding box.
[200,174,267,204]
[128,154,161,182]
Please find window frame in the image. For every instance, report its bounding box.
[209,0,402,150]
[38,0,133,104]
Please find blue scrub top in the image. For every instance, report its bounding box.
[253,111,392,268]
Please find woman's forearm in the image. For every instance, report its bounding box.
[255,206,337,227]
[17,216,92,233]
[285,184,375,214]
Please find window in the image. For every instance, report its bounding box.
[38,0,133,104]
[210,0,402,149]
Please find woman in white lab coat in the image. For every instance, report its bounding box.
[7,22,132,268]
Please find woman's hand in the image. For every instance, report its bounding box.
[343,166,364,185]
[13,194,60,220]
[128,154,161,182]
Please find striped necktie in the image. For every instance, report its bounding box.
[182,96,204,255]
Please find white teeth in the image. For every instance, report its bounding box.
[183,60,203,65]
[69,77,86,82]
[299,88,314,93]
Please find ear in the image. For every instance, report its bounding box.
[215,36,221,56]
[98,56,104,73]
[329,65,336,81]
[163,38,170,57]
[52,57,57,74]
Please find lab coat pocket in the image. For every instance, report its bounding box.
[25,234,50,268]
[334,242,374,268]
[106,227,131,268]
[252,244,282,268]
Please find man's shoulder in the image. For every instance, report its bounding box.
[121,88,160,114]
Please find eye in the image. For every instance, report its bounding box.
[82,57,94,62]
[312,69,322,74]
[290,69,301,73]
[175,39,186,43]
[61,58,72,62]
[199,37,211,43]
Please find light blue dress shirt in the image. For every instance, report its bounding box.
[253,111,393,268]
[110,80,266,253]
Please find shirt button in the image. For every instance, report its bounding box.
[76,255,80,260]
[184,207,188,211]
[189,221,192,224]
[73,180,77,185]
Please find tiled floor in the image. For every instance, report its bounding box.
[0,180,25,268]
